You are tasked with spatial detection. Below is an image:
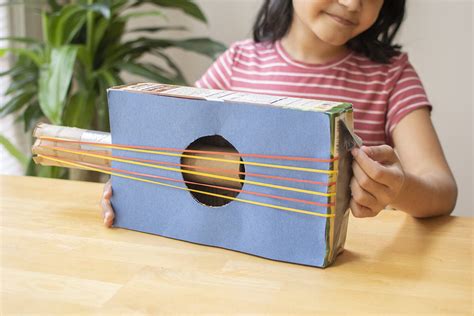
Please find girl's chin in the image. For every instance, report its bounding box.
[309,23,353,46]
[314,31,350,47]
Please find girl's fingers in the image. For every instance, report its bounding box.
[103,180,112,199]
[351,147,392,186]
[352,160,379,192]
[104,210,115,228]
[350,199,376,218]
[352,160,391,204]
[100,196,115,226]
[361,145,397,164]
[101,180,115,227]
[350,177,377,210]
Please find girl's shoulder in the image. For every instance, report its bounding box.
[195,39,278,90]
[225,39,413,75]
[227,38,274,49]
[343,51,416,88]
[225,38,277,57]
[346,51,411,72]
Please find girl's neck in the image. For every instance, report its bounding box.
[280,15,349,65]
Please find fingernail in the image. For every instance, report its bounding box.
[351,148,358,157]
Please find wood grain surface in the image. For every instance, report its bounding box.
[1,175,472,315]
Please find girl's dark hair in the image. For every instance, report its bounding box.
[253,0,406,64]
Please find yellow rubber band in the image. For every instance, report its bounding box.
[39,136,337,175]
[43,146,335,197]
[39,155,334,218]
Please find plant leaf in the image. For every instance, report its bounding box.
[97,69,122,88]
[0,89,36,117]
[38,45,78,124]
[0,36,40,44]
[63,91,95,129]
[41,10,51,45]
[118,61,175,83]
[0,58,37,78]
[0,47,43,66]
[47,0,60,11]
[120,9,166,21]
[82,3,111,19]
[26,157,37,176]
[167,38,226,59]
[54,4,87,45]
[110,0,129,13]
[128,26,187,33]
[38,165,65,178]
[0,134,29,168]
[22,104,43,132]
[76,44,93,73]
[141,0,206,23]
[152,50,188,85]
[91,18,110,57]
[130,37,226,60]
[94,19,126,66]
[5,71,37,95]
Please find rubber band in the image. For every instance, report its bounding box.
[41,145,336,197]
[127,154,336,187]
[38,155,335,218]
[51,140,336,175]
[41,145,336,187]
[40,154,335,208]
[38,136,338,163]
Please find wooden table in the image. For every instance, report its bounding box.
[1,175,472,314]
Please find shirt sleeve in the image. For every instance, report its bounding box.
[195,43,237,90]
[385,53,432,144]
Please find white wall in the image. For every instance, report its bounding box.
[131,0,473,216]
[397,0,473,217]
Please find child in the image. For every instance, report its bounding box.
[101,0,457,226]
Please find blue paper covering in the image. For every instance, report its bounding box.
[108,86,349,267]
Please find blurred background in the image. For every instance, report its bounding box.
[1,0,472,216]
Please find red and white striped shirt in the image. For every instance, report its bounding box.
[195,39,432,146]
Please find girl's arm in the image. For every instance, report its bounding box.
[389,107,457,217]
[350,108,457,218]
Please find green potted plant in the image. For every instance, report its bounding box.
[0,0,226,179]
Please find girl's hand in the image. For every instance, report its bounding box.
[101,180,115,227]
[349,145,406,218]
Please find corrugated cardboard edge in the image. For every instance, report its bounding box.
[323,108,354,267]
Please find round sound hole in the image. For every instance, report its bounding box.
[180,135,245,207]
